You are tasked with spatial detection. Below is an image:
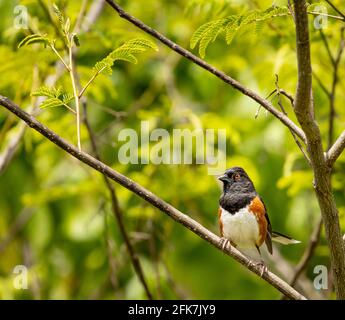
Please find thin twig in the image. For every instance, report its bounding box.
[319,29,335,67]
[328,28,345,149]
[325,0,345,21]
[101,200,119,293]
[78,67,105,99]
[69,46,82,151]
[23,242,42,299]
[274,75,311,165]
[0,208,35,254]
[82,100,153,299]
[279,89,294,106]
[50,44,71,71]
[104,0,306,144]
[313,71,331,98]
[0,96,307,300]
[308,11,345,22]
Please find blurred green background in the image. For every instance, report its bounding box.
[0,0,344,299]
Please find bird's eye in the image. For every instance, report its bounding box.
[233,173,241,181]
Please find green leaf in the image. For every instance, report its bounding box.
[64,18,71,35]
[190,19,228,58]
[225,17,240,45]
[31,85,72,100]
[93,38,158,76]
[18,34,50,48]
[32,86,58,98]
[31,85,73,110]
[39,97,66,109]
[62,93,74,104]
[190,5,290,57]
[53,4,65,31]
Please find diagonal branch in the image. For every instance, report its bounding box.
[0,95,306,300]
[325,0,345,21]
[104,0,306,144]
[326,130,345,166]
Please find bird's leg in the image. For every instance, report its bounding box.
[253,245,267,276]
[219,237,231,252]
[255,261,268,277]
[247,260,254,268]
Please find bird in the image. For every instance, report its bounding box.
[218,166,300,275]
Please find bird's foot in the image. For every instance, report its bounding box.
[219,237,231,252]
[255,261,268,277]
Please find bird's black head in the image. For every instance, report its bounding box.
[218,167,256,194]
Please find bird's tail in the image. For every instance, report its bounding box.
[272,231,301,245]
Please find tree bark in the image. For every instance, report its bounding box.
[293,0,345,299]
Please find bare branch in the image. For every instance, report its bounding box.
[279,89,294,106]
[308,11,345,22]
[0,95,306,300]
[274,75,311,165]
[325,0,345,21]
[104,0,306,144]
[326,130,345,166]
[328,28,345,149]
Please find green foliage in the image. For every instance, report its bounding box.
[53,4,70,39]
[191,6,289,57]
[32,86,73,109]
[18,34,50,48]
[93,38,158,76]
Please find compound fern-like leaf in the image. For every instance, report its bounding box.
[93,38,158,76]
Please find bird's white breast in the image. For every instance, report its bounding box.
[220,207,259,249]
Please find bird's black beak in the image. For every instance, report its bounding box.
[218,175,231,183]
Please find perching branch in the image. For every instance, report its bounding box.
[293,0,345,299]
[104,0,306,144]
[0,95,306,300]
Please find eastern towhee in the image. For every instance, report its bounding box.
[218,167,300,275]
